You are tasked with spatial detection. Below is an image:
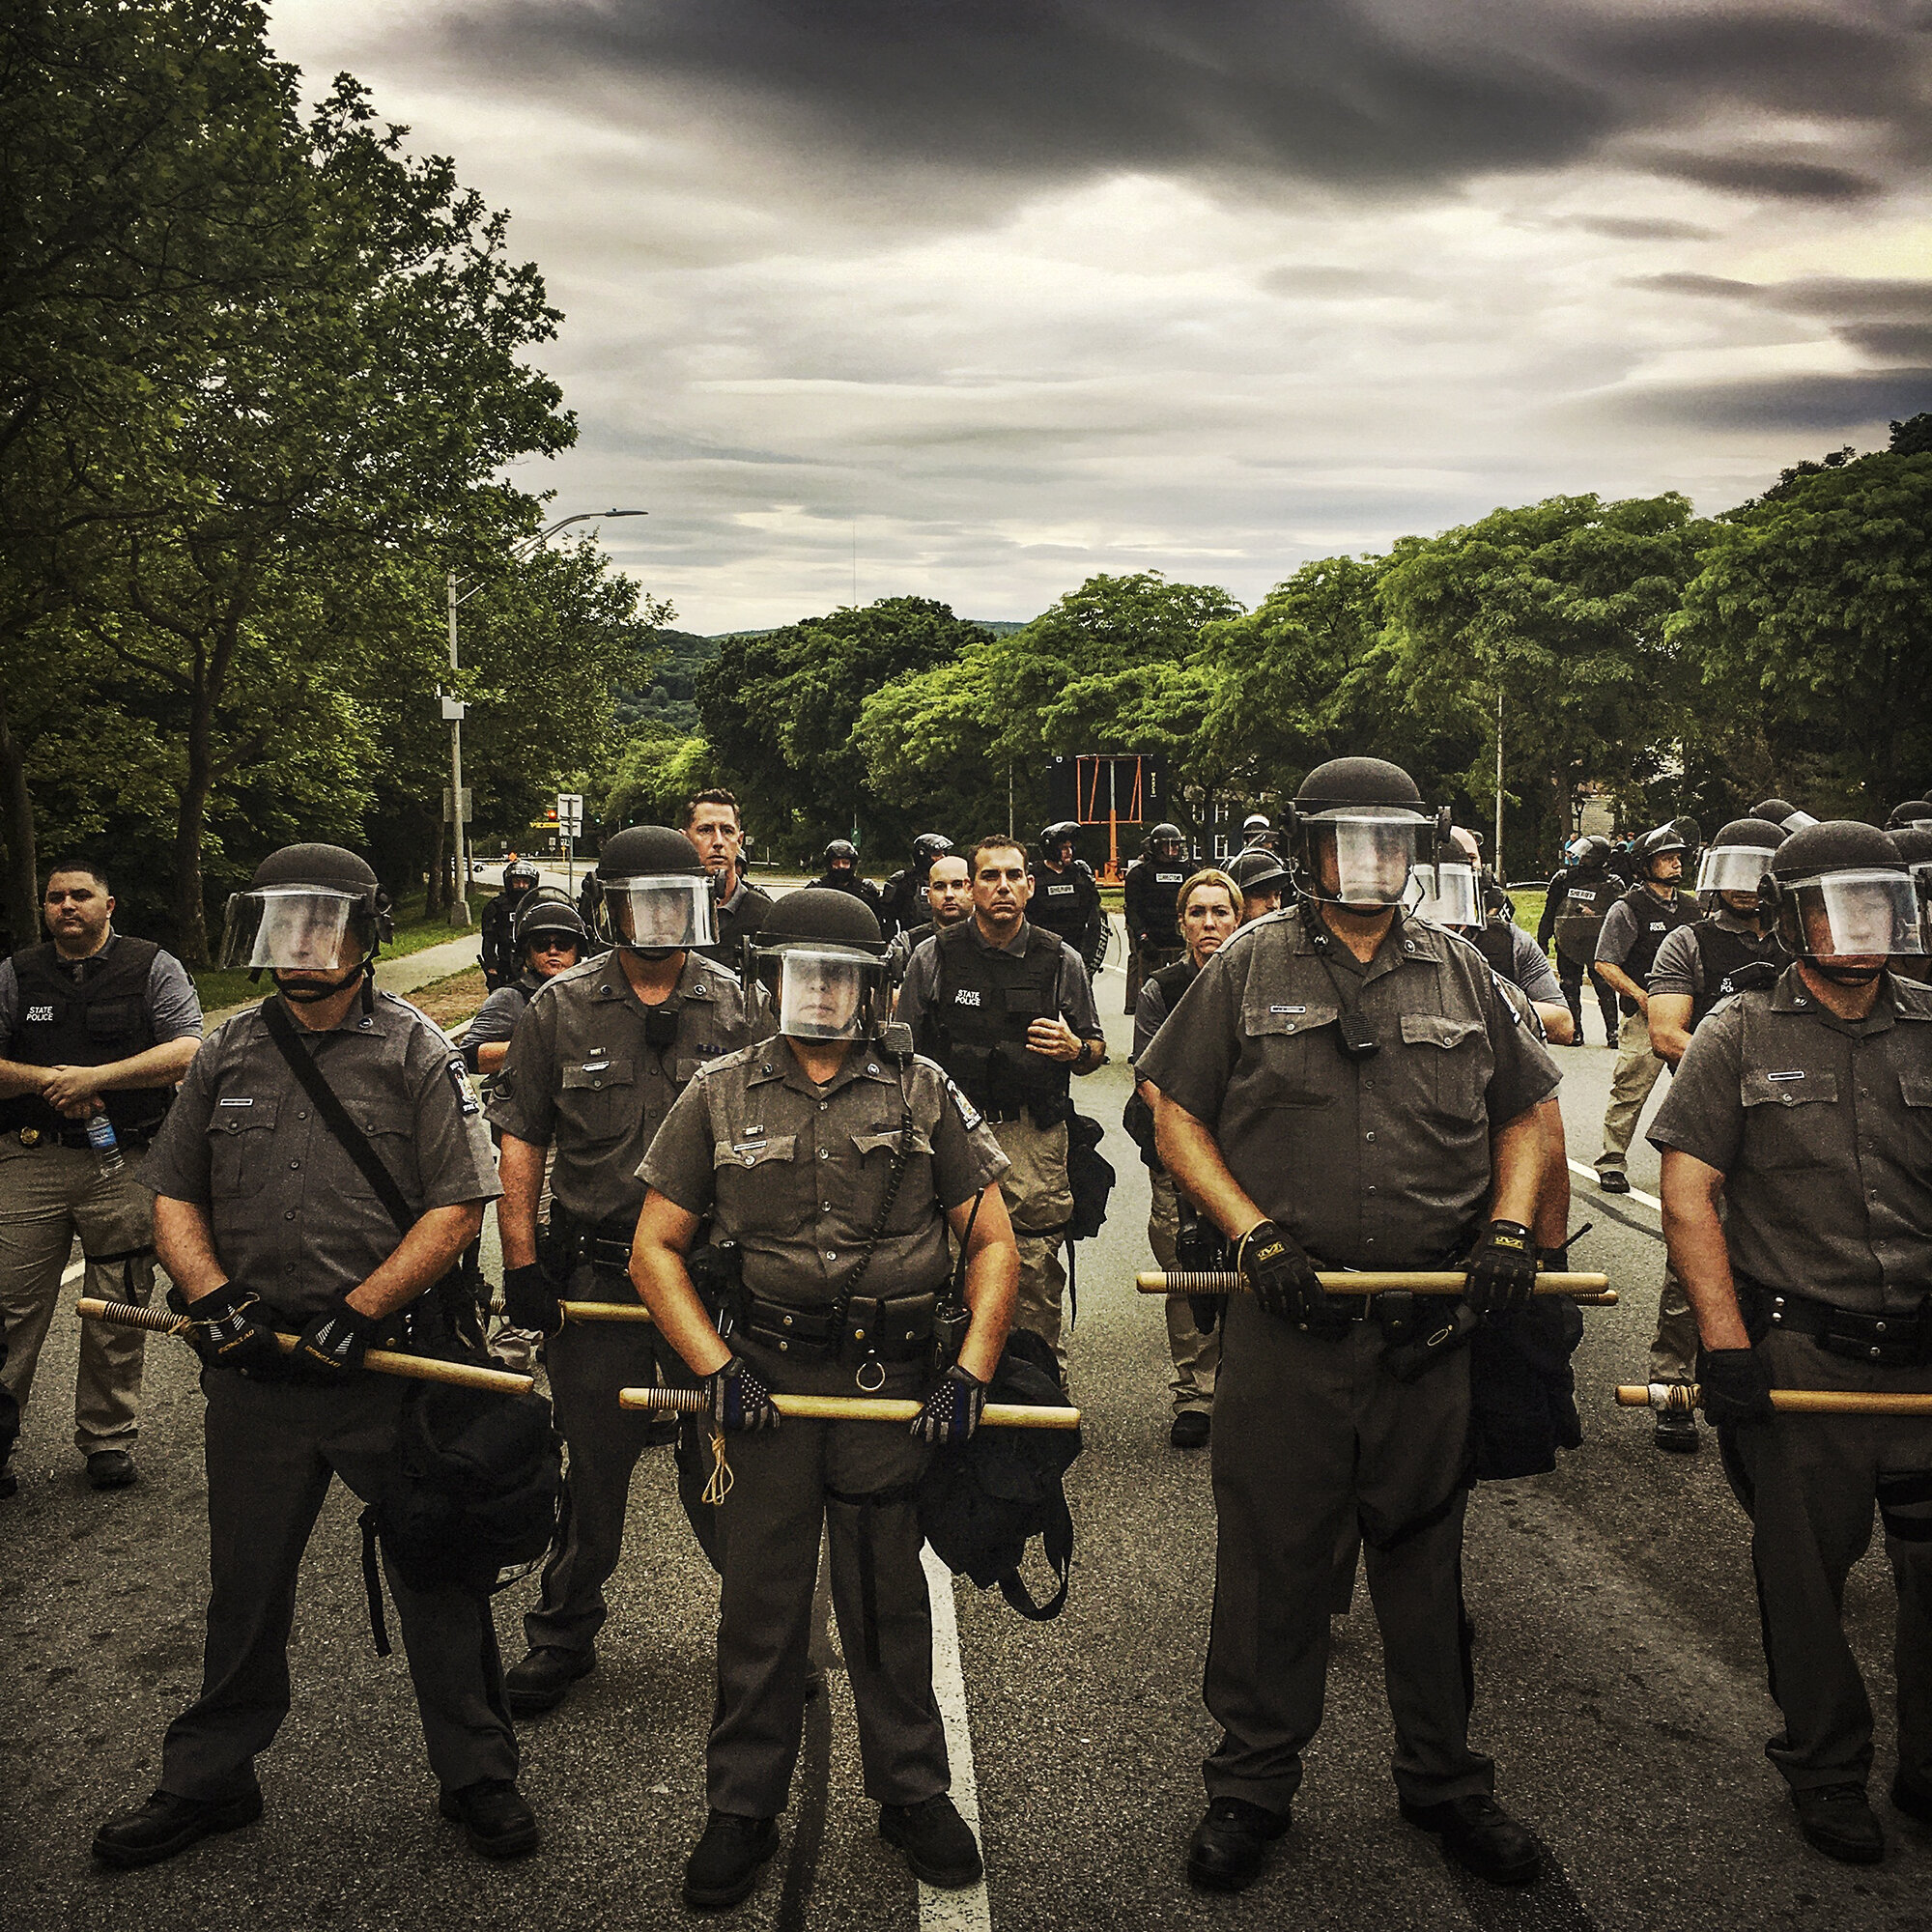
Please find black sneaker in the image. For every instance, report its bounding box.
[1170,1410,1210,1450]
[1596,1171,1631,1195]
[1792,1783,1884,1863]
[93,1787,262,1867]
[1653,1410,1699,1455]
[1401,1793,1541,1885]
[1186,1795,1291,1892]
[87,1449,137,1490]
[880,1794,983,1888]
[439,1777,538,1859]
[503,1644,595,1716]
[683,1811,779,1909]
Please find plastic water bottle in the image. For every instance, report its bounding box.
[85,1111,124,1179]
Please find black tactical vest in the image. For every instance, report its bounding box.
[919,923,1071,1125]
[1470,920,1517,980]
[2,937,168,1137]
[1550,871,1612,967]
[1148,956,1198,1011]
[1030,865,1096,947]
[1614,887,1700,1014]
[1126,863,1188,948]
[1690,923,1790,1028]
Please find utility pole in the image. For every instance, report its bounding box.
[1493,684,1505,881]
[445,572,469,926]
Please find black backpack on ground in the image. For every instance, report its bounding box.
[918,1329,1082,1620]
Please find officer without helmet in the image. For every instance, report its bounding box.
[630,888,1020,1910]
[1650,821,1932,1865]
[93,844,534,1867]
[685,789,773,968]
[1141,755,1561,1895]
[486,825,764,1717]
[883,850,974,982]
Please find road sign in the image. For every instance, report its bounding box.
[556,792,583,835]
[440,694,469,722]
[441,786,473,824]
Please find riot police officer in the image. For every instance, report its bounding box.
[93,844,533,1866]
[1591,825,1701,1194]
[631,888,1020,1909]
[1894,825,1932,982]
[1030,822,1106,977]
[1228,846,1289,923]
[480,858,541,991]
[880,833,952,942]
[1417,829,1574,1043]
[464,893,589,1078]
[1538,836,1621,1044]
[1238,812,1278,854]
[810,839,883,914]
[1888,800,1932,831]
[1650,821,1932,1865]
[486,825,762,1715]
[1123,823,1188,1013]
[1140,756,1560,1894]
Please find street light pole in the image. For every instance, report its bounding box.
[441,509,646,926]
[1493,684,1505,882]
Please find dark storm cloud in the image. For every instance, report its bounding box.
[1624,274,1932,331]
[414,1,1929,201]
[1625,273,1763,298]
[1835,323,1932,361]
[1604,368,1932,431]
[1569,215,1719,242]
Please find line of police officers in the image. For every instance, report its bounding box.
[7,771,1926,1900]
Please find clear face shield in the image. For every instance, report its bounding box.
[1695,846,1774,907]
[220,888,376,973]
[602,875,716,952]
[774,949,877,1041]
[1408,860,1483,928]
[1777,870,1925,961]
[1302,813,1423,910]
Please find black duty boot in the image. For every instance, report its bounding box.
[1186,1796,1290,1892]
[1792,1784,1885,1863]
[683,1811,779,1910]
[1653,1409,1699,1454]
[440,1777,539,1859]
[1596,1170,1631,1195]
[880,1794,983,1888]
[87,1449,137,1490]
[503,1644,594,1716]
[1401,1793,1541,1885]
[93,1787,262,1867]
[1170,1410,1210,1450]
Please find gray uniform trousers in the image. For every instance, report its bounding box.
[1721,1330,1932,1794]
[525,1264,668,1655]
[161,1368,518,1801]
[706,1344,947,1819]
[1203,1297,1493,1813]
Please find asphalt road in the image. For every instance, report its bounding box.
[4,926,1928,1931]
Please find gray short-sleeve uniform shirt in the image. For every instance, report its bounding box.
[1648,967,1932,1314]
[1139,909,1561,1268]
[142,991,500,1319]
[1646,908,1771,1003]
[640,1038,1009,1308]
[485,951,761,1224]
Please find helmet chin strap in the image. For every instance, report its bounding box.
[272,960,372,1005]
[1810,959,1883,986]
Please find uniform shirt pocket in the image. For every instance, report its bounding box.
[1740,1066,1840,1170]
[712,1132,808,1235]
[852,1125,938,1232]
[713,1133,799,1171]
[1896,1067,1932,1162]
[1398,1012,1489,1121]
[558,1056,638,1146]
[208,1093,281,1197]
[1240,998,1340,1108]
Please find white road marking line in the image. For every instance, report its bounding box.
[921,1542,993,1932]
[63,1257,85,1289]
[1568,1157,1662,1213]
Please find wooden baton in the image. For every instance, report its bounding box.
[1139,1270,1615,1305]
[77,1297,536,1396]
[617,1385,1081,1430]
[558,1300,655,1324]
[1617,1382,1932,1417]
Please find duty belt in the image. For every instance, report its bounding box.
[1767,1291,1932,1368]
[544,1207,641,1285]
[743,1289,937,1365]
[14,1123,151,1151]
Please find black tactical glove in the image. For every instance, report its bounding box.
[1177,1212,1228,1335]
[170,1280,285,1376]
[911,1363,987,1447]
[1463,1219,1538,1321]
[1236,1219,1348,1336]
[286,1298,380,1381]
[501,1262,563,1334]
[1697,1345,1775,1428]
[705,1354,781,1433]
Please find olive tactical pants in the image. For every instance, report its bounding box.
[0,1140,156,1455]
[990,1114,1073,1372]
[1148,1167,1218,1413]
[1203,1298,1493,1814]
[160,1369,518,1803]
[1597,1011,1668,1174]
[707,1346,946,1819]
[1722,1330,1932,1795]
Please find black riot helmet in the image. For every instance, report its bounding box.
[749,888,888,1042]
[590,824,713,957]
[1230,846,1290,901]
[1753,797,1819,834]
[1286,756,1436,912]
[825,838,859,869]
[1632,824,1688,884]
[910,833,952,876]
[1240,812,1278,852]
[1694,817,1786,911]
[1038,821,1080,866]
[1146,822,1185,862]
[220,843,393,1001]
[1887,800,1932,831]
[1764,821,1923,983]
[1892,826,1932,960]
[501,858,540,896]
[513,891,588,962]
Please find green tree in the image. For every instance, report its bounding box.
[1671,453,1932,815]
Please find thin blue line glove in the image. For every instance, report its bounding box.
[912,1364,987,1447]
[706,1354,781,1433]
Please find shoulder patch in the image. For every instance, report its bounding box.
[446,1057,482,1116]
[943,1072,983,1131]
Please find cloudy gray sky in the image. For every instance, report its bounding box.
[269,0,1932,634]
